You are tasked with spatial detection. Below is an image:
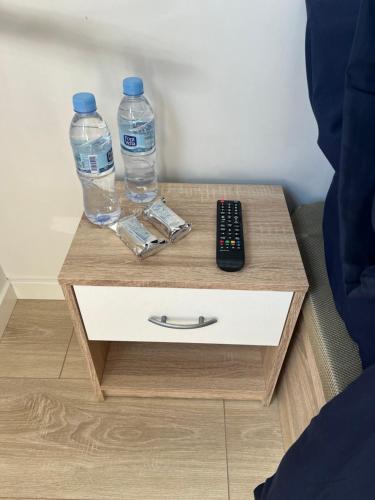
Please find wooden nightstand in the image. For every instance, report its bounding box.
[59,182,308,405]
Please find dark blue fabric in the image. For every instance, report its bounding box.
[307,0,375,368]
[339,0,375,299]
[254,2,375,498]
[254,363,375,499]
[324,178,375,368]
[305,0,359,171]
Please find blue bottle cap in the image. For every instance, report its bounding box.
[123,77,144,96]
[72,92,97,113]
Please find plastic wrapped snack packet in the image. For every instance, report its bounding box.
[143,198,192,242]
[109,214,167,258]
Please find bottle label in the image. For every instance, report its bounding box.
[75,147,114,175]
[120,119,155,153]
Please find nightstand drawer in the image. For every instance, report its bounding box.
[74,286,292,346]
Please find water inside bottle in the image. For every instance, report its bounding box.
[122,153,158,203]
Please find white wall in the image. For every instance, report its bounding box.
[0,0,332,298]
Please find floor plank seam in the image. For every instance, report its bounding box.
[223,400,231,500]
[58,328,74,379]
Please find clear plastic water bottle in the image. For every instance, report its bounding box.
[70,92,121,225]
[118,77,158,203]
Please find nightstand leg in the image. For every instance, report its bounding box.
[262,291,306,406]
[62,284,109,401]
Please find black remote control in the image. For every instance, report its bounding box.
[216,200,245,272]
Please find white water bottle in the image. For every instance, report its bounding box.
[118,77,158,203]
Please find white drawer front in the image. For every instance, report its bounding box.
[74,286,292,346]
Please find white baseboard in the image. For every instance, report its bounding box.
[0,281,17,338]
[11,279,64,300]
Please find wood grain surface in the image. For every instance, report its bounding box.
[0,300,287,500]
[62,285,107,400]
[59,183,308,292]
[277,311,326,450]
[225,400,284,500]
[101,341,265,400]
[0,300,72,378]
[60,332,90,380]
[58,183,307,404]
[262,291,306,405]
[0,378,228,500]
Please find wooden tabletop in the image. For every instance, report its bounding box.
[58,182,308,292]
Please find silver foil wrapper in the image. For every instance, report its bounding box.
[143,198,192,242]
[109,215,167,258]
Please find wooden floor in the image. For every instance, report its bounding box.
[0,300,284,500]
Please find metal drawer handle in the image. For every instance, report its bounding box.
[148,315,217,329]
